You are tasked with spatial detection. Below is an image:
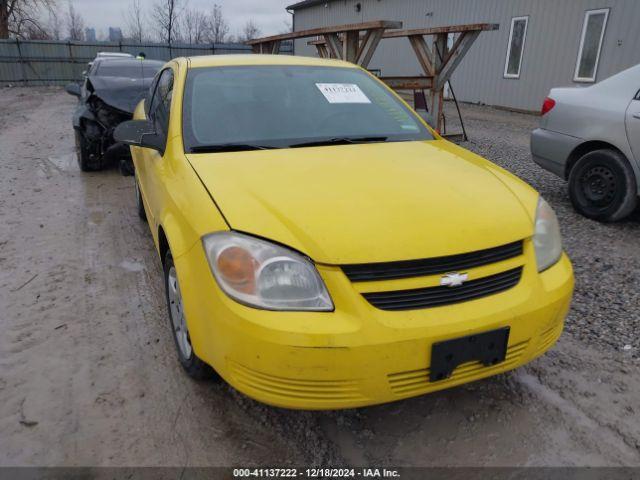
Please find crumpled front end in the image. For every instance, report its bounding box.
[76,95,132,170]
[73,76,148,174]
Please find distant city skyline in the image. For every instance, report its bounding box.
[72,0,291,41]
[84,27,96,42]
[108,27,123,42]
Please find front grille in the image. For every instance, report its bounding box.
[362,267,523,311]
[342,241,523,282]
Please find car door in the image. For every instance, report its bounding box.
[138,66,175,228]
[625,88,640,168]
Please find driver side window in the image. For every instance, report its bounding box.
[148,68,174,142]
[144,73,160,117]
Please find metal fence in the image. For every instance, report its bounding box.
[0,38,292,86]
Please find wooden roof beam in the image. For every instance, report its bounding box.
[383,23,499,38]
[247,20,403,46]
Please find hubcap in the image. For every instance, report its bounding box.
[580,165,617,207]
[168,266,192,359]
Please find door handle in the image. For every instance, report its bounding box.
[633,113,640,119]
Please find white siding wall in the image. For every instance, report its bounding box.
[292,0,640,111]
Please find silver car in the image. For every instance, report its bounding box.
[531,64,640,222]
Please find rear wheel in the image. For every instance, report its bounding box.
[164,251,214,380]
[568,149,637,222]
[74,129,102,172]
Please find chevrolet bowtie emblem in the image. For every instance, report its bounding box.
[440,272,469,287]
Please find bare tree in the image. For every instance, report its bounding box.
[46,4,60,39]
[180,7,206,44]
[21,18,48,38]
[240,19,260,42]
[206,4,228,44]
[1,0,56,39]
[151,0,184,44]
[124,0,145,43]
[65,0,83,40]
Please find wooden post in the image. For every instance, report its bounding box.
[356,28,385,68]
[430,33,447,131]
[408,35,435,77]
[343,30,359,63]
[324,33,342,59]
[315,43,329,58]
[436,31,479,90]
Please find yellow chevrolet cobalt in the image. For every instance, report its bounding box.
[114,55,574,409]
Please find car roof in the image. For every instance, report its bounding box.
[187,54,355,69]
[94,58,165,68]
[96,52,134,58]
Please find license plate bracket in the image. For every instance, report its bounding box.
[430,327,510,382]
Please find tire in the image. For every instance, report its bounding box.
[568,149,638,222]
[164,251,214,380]
[119,158,135,177]
[134,175,147,222]
[74,129,102,172]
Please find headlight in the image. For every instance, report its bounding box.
[202,232,333,311]
[533,197,563,272]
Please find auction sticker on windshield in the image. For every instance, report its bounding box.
[316,83,371,104]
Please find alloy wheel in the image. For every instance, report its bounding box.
[167,266,192,359]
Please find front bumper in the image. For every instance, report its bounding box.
[176,241,574,410]
[531,128,583,179]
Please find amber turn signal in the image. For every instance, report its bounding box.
[216,246,256,294]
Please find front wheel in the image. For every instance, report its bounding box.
[568,149,637,222]
[74,129,102,172]
[134,175,147,222]
[164,251,214,380]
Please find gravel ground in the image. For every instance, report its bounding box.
[0,87,639,467]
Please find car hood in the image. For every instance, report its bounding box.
[88,75,153,113]
[187,140,536,265]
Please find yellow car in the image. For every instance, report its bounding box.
[114,54,574,410]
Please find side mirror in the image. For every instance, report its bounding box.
[114,119,165,153]
[65,83,81,97]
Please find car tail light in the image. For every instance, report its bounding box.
[541,97,556,116]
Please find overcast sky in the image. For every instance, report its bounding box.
[71,0,292,40]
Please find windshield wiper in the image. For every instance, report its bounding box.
[189,143,275,153]
[289,136,388,148]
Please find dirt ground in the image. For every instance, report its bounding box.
[0,87,639,467]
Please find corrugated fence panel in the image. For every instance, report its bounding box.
[0,39,282,85]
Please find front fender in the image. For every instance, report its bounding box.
[72,104,96,130]
[159,211,196,259]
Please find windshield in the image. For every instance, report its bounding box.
[182,65,433,152]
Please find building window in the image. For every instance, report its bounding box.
[574,8,609,82]
[503,16,529,79]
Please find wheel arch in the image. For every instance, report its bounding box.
[156,213,196,265]
[565,140,627,179]
[157,225,170,265]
